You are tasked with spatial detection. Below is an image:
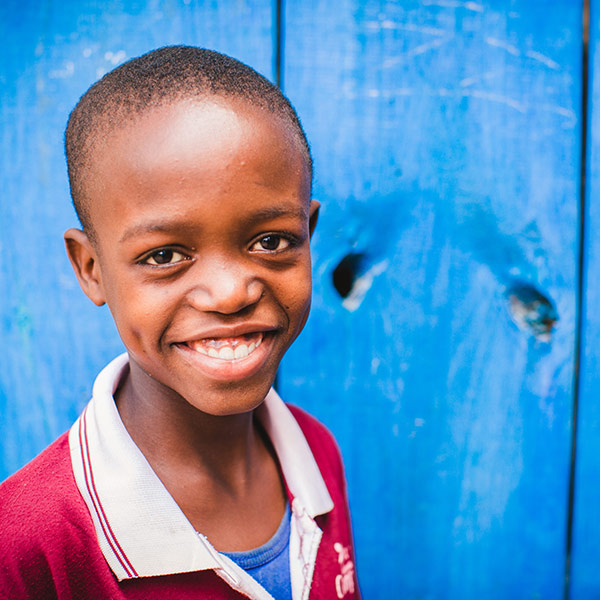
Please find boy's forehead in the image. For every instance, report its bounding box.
[85,96,308,187]
[94,95,301,155]
[82,96,311,233]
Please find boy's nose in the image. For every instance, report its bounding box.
[185,258,263,315]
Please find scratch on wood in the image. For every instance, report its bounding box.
[383,36,453,67]
[342,259,389,312]
[409,36,451,57]
[545,105,576,119]
[463,1,484,10]
[526,50,560,70]
[422,0,484,12]
[541,104,577,128]
[485,36,520,57]
[459,71,495,87]
[104,50,127,65]
[371,357,380,375]
[48,61,75,79]
[341,87,413,100]
[463,89,526,113]
[374,21,447,36]
[459,76,479,87]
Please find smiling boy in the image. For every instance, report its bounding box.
[0,47,359,599]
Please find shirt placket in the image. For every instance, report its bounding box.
[290,498,323,600]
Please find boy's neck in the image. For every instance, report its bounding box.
[114,360,264,486]
[112,359,288,551]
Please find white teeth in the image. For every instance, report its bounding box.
[234,344,249,359]
[218,346,235,360]
[188,333,265,361]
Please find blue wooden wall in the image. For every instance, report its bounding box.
[279,2,582,598]
[0,1,594,598]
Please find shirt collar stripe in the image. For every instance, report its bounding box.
[79,408,138,578]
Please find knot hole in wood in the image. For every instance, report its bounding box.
[332,253,365,299]
[506,282,558,342]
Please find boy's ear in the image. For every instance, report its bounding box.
[64,228,107,307]
[308,200,320,238]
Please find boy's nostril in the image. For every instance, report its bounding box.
[332,253,365,298]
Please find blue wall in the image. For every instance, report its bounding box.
[278,2,582,598]
[0,1,595,598]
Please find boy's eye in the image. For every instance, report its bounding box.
[252,235,290,252]
[143,249,188,265]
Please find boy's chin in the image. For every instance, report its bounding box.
[178,376,276,417]
[125,342,281,416]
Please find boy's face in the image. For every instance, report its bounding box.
[66,97,318,416]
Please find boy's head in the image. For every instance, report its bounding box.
[64,47,319,415]
[65,45,313,241]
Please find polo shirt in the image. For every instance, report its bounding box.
[0,354,360,599]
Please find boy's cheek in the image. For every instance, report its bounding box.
[294,304,312,340]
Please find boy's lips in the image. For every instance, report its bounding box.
[172,327,279,382]
[186,332,264,361]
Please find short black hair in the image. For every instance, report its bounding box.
[65,45,312,236]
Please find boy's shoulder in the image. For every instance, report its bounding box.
[285,403,346,482]
[0,430,94,546]
[285,402,337,443]
[0,432,79,521]
[0,432,106,597]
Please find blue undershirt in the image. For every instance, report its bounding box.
[223,503,292,600]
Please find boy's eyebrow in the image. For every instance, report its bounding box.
[119,222,193,243]
[246,205,308,222]
[118,205,308,243]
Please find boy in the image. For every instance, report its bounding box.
[0,46,359,600]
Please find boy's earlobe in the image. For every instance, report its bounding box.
[64,229,107,307]
[308,200,320,238]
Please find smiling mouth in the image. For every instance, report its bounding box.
[186,332,264,361]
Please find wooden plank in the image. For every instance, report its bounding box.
[0,0,275,480]
[279,1,581,597]
[570,1,600,596]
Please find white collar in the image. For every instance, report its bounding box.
[69,353,333,581]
